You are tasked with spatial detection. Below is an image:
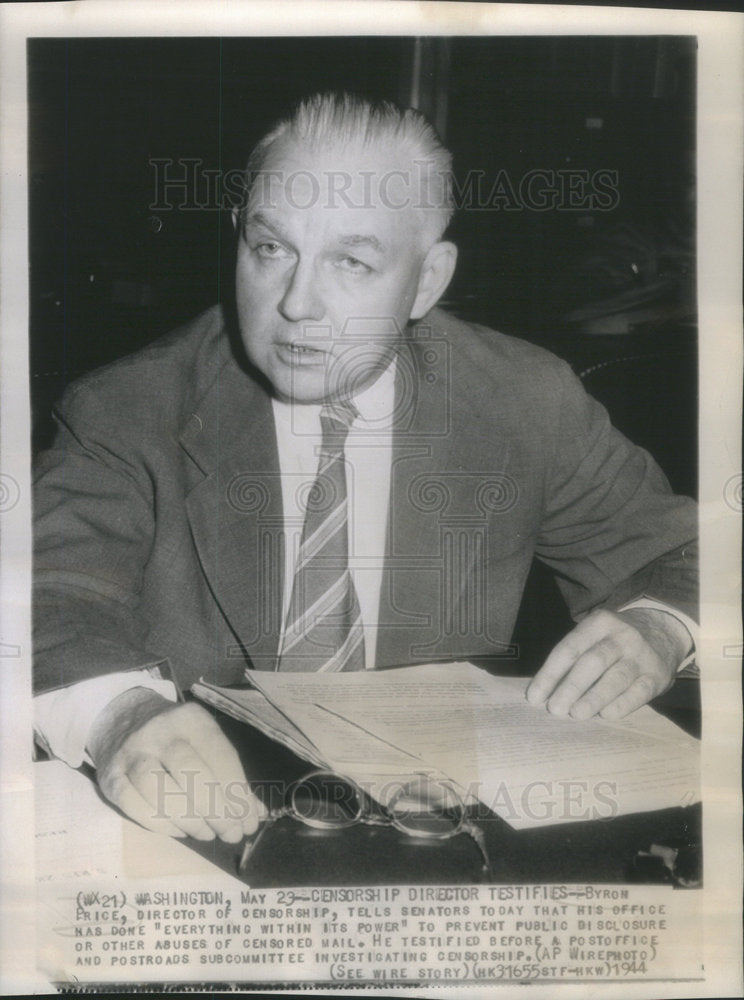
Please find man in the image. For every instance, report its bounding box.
[34,93,697,844]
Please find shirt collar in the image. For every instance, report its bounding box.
[272,356,397,432]
[350,355,397,428]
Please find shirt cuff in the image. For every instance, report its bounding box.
[618,598,699,676]
[34,666,179,768]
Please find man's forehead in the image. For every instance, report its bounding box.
[246,141,422,243]
[251,137,419,207]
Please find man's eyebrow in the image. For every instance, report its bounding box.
[242,211,291,241]
[243,214,387,256]
[337,234,387,255]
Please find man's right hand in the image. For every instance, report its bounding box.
[87,688,265,842]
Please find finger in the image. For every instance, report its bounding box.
[240,786,268,836]
[186,706,249,785]
[127,703,265,836]
[599,673,661,721]
[183,707,265,834]
[99,758,186,837]
[126,754,216,840]
[527,613,614,705]
[113,775,187,839]
[546,640,623,717]
[569,661,643,720]
[161,739,244,843]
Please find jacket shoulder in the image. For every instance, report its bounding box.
[57,305,229,424]
[423,307,576,404]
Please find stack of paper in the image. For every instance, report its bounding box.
[193,661,699,829]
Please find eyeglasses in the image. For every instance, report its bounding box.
[238,769,493,880]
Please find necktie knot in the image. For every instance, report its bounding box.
[320,400,358,449]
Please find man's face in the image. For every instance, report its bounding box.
[235,138,431,403]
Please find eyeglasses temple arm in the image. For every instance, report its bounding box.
[464,821,493,881]
[238,814,278,875]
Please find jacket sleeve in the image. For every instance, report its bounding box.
[33,381,166,694]
[534,360,698,624]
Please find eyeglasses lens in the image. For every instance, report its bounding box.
[290,772,363,829]
[389,777,463,839]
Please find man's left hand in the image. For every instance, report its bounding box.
[526,607,690,721]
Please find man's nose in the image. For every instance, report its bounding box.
[278,258,324,323]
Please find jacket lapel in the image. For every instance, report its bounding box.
[376,326,459,667]
[375,317,516,668]
[181,357,284,670]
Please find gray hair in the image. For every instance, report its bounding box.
[243,92,455,247]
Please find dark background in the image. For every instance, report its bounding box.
[28,35,697,500]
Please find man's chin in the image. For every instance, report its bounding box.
[268,370,342,406]
[256,349,392,404]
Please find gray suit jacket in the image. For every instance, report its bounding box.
[33,305,697,693]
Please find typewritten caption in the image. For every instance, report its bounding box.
[39,882,703,985]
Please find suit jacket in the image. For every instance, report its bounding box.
[33,305,698,694]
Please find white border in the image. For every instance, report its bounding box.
[1,3,741,996]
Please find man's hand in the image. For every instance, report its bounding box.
[526,608,690,721]
[87,688,265,841]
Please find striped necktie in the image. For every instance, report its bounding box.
[278,401,365,672]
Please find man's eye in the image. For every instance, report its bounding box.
[255,242,290,259]
[337,256,371,274]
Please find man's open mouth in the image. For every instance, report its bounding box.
[280,342,328,363]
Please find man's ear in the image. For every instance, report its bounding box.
[231,207,240,233]
[410,241,458,320]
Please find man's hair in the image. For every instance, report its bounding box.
[243,92,455,247]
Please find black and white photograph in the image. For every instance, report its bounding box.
[0,1,741,995]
